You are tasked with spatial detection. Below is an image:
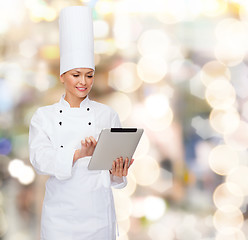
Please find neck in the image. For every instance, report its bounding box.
[64,94,87,108]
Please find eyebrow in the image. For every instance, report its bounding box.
[73,70,94,74]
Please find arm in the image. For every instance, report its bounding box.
[29,109,76,180]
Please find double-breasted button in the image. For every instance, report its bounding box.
[60,110,62,113]
[60,145,63,148]
[59,122,62,125]
[87,108,90,111]
[88,122,91,125]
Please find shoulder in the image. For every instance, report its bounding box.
[30,103,58,122]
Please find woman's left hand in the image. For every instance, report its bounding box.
[110,157,134,177]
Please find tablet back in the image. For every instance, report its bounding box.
[88,128,144,170]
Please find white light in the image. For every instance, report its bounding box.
[19,39,37,58]
[104,92,132,122]
[112,190,132,221]
[205,79,236,110]
[8,159,35,185]
[226,166,248,196]
[137,56,167,83]
[213,183,243,210]
[216,229,246,240]
[133,133,150,159]
[200,60,231,87]
[144,196,166,221]
[148,222,175,240]
[131,156,160,186]
[8,159,25,178]
[145,94,170,119]
[213,206,244,232]
[93,20,109,38]
[94,40,115,55]
[137,29,170,57]
[108,62,142,93]
[214,43,245,67]
[209,107,240,135]
[209,145,239,176]
[119,172,137,197]
[224,121,248,151]
[18,165,35,185]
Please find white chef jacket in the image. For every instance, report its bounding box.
[29,94,127,240]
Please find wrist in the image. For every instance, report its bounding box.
[73,149,80,164]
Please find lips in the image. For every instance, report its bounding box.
[76,87,87,92]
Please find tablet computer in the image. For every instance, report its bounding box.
[88,128,144,170]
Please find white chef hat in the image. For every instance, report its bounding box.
[59,6,95,75]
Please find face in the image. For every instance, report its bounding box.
[60,68,94,101]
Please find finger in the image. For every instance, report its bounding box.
[123,157,128,176]
[116,158,120,176]
[81,139,86,146]
[85,137,91,144]
[120,157,123,174]
[85,137,92,147]
[112,161,116,174]
[89,136,97,146]
[128,158,135,168]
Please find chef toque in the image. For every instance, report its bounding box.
[59,6,95,75]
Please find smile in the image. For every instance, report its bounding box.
[76,87,87,91]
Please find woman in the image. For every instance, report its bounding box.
[29,6,133,240]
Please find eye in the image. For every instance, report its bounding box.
[73,74,79,77]
[87,75,94,78]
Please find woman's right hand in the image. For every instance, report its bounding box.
[73,136,97,165]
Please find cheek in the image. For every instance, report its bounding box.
[65,77,76,87]
[88,78,94,87]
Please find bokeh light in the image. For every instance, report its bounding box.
[119,172,137,197]
[209,107,240,134]
[93,20,109,39]
[213,183,243,210]
[200,61,231,87]
[215,18,248,50]
[214,43,245,67]
[131,156,160,186]
[132,132,150,159]
[2,0,248,239]
[137,56,168,83]
[113,190,133,221]
[213,206,244,232]
[205,79,236,110]
[208,145,239,176]
[104,92,132,122]
[226,166,248,196]
[145,94,170,119]
[143,196,166,221]
[143,94,174,131]
[108,62,142,93]
[8,159,35,185]
[216,229,246,240]
[201,0,227,17]
[224,121,248,151]
[137,29,170,57]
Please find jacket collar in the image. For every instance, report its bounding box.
[59,94,90,108]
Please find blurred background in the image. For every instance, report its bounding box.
[1,0,248,239]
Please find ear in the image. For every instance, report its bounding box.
[59,74,64,84]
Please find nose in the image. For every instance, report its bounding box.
[79,76,86,85]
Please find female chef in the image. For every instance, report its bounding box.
[29,6,133,240]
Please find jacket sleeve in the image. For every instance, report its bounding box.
[29,108,75,180]
[109,111,127,189]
